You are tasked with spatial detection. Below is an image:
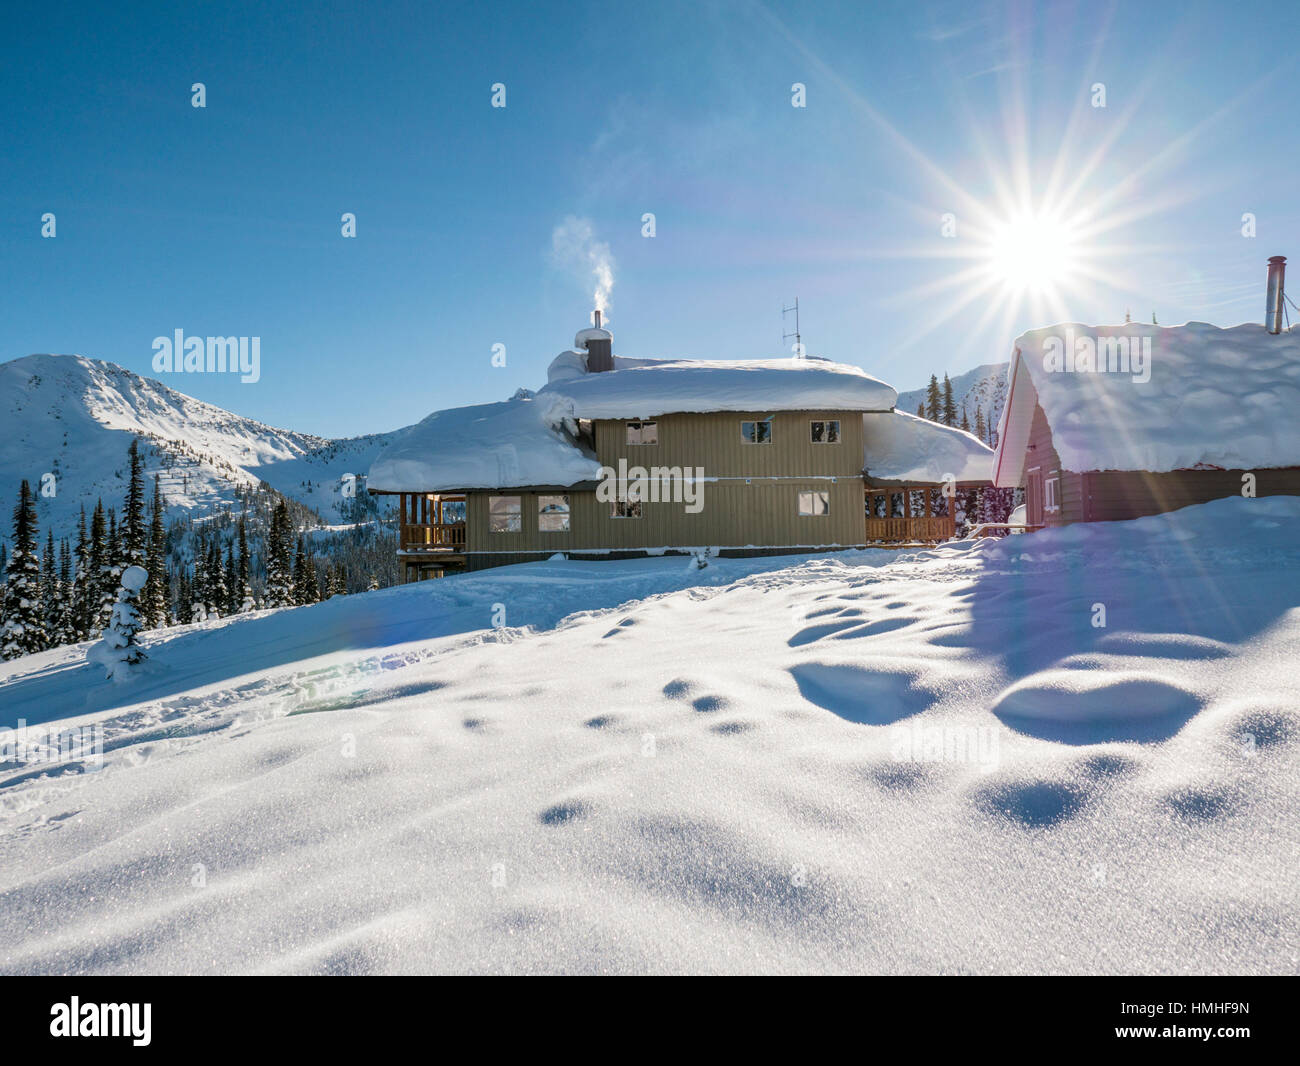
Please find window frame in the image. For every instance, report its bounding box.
[610,496,643,519]
[740,419,774,445]
[487,494,522,533]
[1044,471,1061,514]
[625,420,659,446]
[810,419,841,444]
[798,490,831,517]
[537,494,571,532]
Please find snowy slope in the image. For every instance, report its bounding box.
[1,496,1296,974]
[0,354,405,542]
[897,361,1009,439]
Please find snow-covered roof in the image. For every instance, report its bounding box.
[540,355,898,418]
[369,339,903,492]
[993,322,1300,486]
[366,395,601,492]
[864,410,994,484]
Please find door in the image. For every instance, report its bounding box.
[1026,467,1043,527]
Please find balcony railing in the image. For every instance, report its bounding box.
[864,515,954,543]
[400,522,466,552]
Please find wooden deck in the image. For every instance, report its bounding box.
[391,493,469,578]
[399,522,466,551]
[864,487,956,543]
[863,515,954,542]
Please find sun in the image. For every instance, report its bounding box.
[986,211,1081,295]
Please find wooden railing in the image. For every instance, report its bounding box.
[864,515,954,543]
[400,523,466,551]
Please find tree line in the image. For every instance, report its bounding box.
[1,437,394,661]
[915,373,999,446]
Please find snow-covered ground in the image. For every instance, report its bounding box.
[1,497,1297,974]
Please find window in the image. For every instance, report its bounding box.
[626,420,658,445]
[611,497,642,519]
[798,491,830,516]
[741,419,773,444]
[488,495,521,533]
[1044,474,1060,514]
[538,495,570,532]
[810,420,840,444]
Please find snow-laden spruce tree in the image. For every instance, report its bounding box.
[123,437,148,569]
[2,480,46,660]
[90,564,149,680]
[264,500,295,607]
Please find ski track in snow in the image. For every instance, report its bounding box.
[0,497,1297,974]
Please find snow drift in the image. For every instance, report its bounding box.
[1,496,1297,974]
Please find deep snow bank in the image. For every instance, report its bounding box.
[0,498,1297,974]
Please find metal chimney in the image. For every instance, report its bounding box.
[576,311,613,372]
[1266,255,1286,334]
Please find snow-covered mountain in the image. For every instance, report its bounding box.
[896,362,1009,440]
[0,354,405,544]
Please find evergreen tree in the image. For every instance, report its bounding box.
[123,437,148,568]
[960,405,970,433]
[91,565,149,679]
[189,533,208,623]
[41,529,59,648]
[941,374,957,427]
[145,475,169,629]
[224,542,238,616]
[974,407,987,444]
[57,539,76,646]
[236,516,254,612]
[102,507,124,632]
[264,501,295,607]
[73,505,91,640]
[916,403,925,419]
[205,540,226,619]
[292,536,316,606]
[89,500,115,638]
[2,480,46,659]
[924,374,941,422]
[176,571,192,624]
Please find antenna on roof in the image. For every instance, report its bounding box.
[782,297,803,358]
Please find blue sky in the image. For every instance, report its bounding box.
[2,0,1297,437]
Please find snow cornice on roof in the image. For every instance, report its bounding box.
[540,355,898,419]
